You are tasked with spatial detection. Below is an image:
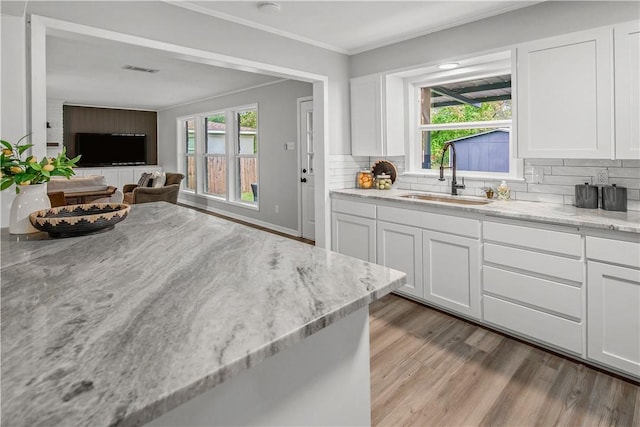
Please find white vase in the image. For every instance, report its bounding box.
[9,183,51,234]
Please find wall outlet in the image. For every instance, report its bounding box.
[595,168,609,185]
[274,205,279,213]
[531,167,544,184]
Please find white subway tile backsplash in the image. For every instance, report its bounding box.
[608,168,640,179]
[329,155,640,210]
[563,159,622,167]
[622,159,640,168]
[525,158,565,166]
[527,184,575,195]
[551,166,598,177]
[512,192,565,204]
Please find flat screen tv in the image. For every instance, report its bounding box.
[75,133,147,167]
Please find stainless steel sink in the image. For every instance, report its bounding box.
[398,193,492,205]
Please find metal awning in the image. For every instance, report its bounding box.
[430,74,511,108]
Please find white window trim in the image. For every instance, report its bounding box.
[176,103,259,210]
[177,115,196,194]
[404,51,523,181]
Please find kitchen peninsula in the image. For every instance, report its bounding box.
[1,203,405,426]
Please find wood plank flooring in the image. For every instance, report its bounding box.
[370,294,640,427]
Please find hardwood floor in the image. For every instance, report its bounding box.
[370,294,640,427]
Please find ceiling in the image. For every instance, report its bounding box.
[41,1,539,110]
[170,1,540,54]
[47,33,284,110]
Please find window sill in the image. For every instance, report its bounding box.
[180,190,259,211]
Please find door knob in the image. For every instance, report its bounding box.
[301,178,307,183]
[302,168,307,173]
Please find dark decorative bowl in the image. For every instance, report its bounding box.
[29,203,130,238]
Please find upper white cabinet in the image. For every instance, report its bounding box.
[614,21,640,159]
[517,27,613,158]
[350,73,404,156]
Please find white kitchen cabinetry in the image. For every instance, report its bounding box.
[482,219,584,355]
[377,221,423,298]
[350,73,404,157]
[331,198,376,263]
[423,230,480,319]
[586,236,640,378]
[614,21,640,159]
[377,205,481,315]
[517,27,613,158]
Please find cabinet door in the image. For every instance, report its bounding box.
[615,21,640,159]
[100,169,119,187]
[423,230,480,319]
[377,221,422,298]
[117,168,135,190]
[331,213,376,263]
[517,28,613,158]
[588,261,640,377]
[351,74,383,157]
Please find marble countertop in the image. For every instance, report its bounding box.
[332,188,640,234]
[0,203,406,427]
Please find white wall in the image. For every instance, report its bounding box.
[0,14,27,227]
[350,1,640,77]
[158,80,312,232]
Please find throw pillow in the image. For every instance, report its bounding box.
[137,172,153,187]
[151,172,166,188]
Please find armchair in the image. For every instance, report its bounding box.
[123,172,184,204]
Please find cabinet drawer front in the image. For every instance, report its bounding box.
[484,295,582,354]
[378,205,480,238]
[484,243,583,283]
[483,220,581,257]
[332,198,376,219]
[586,236,640,268]
[484,266,582,319]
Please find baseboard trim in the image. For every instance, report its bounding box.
[178,197,300,238]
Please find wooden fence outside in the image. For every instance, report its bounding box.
[185,156,257,197]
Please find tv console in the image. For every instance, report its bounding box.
[74,165,163,191]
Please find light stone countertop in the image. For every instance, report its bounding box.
[332,188,640,234]
[0,203,406,427]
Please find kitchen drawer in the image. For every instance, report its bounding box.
[484,295,582,354]
[484,266,582,319]
[332,198,376,219]
[484,243,583,283]
[586,236,640,268]
[483,220,581,257]
[378,205,480,238]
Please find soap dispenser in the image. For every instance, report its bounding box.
[497,180,511,200]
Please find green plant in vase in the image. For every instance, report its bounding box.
[1,134,80,192]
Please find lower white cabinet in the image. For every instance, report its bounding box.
[377,221,423,299]
[331,198,376,263]
[586,236,640,378]
[423,230,481,319]
[331,213,376,263]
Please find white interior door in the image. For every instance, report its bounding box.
[299,99,315,240]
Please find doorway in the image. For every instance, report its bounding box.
[298,97,314,241]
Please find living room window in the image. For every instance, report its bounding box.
[177,104,259,207]
[406,51,521,178]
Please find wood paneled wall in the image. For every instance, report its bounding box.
[63,105,158,165]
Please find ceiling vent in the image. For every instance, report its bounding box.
[122,65,159,74]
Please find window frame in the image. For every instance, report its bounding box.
[404,52,523,181]
[176,103,259,210]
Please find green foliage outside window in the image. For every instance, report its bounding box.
[427,100,511,168]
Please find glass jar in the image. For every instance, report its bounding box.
[356,170,374,189]
[376,174,392,190]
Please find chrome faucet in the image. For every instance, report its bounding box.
[438,141,465,195]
